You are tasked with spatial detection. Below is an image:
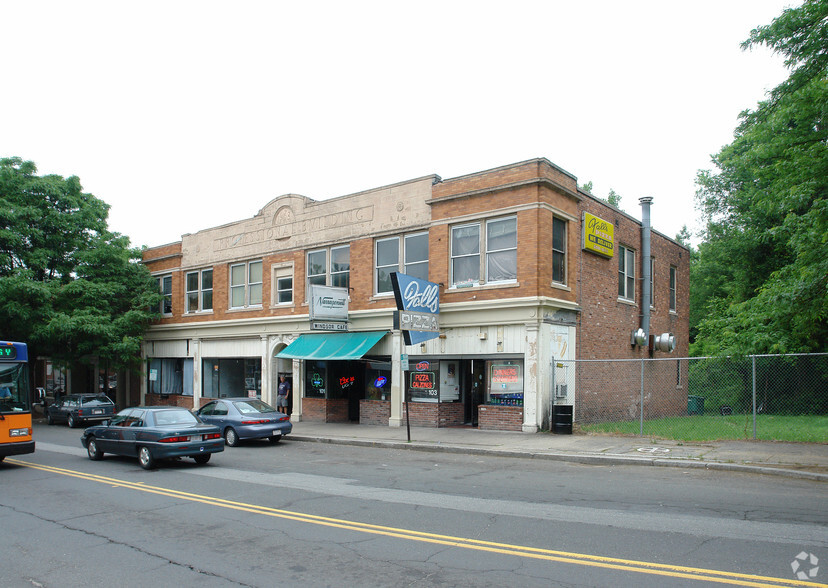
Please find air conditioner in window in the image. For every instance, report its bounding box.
[555,384,568,399]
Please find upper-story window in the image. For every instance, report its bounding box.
[375,232,429,294]
[450,216,517,288]
[618,245,635,301]
[230,260,262,309]
[185,269,213,313]
[156,274,172,315]
[307,246,350,294]
[649,259,655,309]
[669,266,677,312]
[273,264,293,305]
[552,217,566,284]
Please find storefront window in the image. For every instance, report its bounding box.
[364,360,392,401]
[407,359,438,402]
[305,361,327,398]
[148,358,193,396]
[202,358,260,398]
[486,359,524,406]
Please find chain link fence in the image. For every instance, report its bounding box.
[551,354,828,442]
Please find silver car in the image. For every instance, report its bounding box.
[196,398,292,446]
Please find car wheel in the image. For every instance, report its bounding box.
[225,428,239,447]
[268,435,281,444]
[86,437,103,461]
[138,446,155,470]
[67,414,76,428]
[193,454,211,465]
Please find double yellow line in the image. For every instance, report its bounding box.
[10,459,825,587]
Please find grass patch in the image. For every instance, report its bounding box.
[579,414,828,443]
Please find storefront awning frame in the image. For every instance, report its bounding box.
[276,331,388,360]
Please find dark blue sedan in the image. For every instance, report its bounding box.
[80,406,224,469]
[195,398,292,446]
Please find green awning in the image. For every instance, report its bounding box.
[276,331,388,360]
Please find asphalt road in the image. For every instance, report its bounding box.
[1,423,826,587]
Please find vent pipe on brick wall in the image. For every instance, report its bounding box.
[639,196,653,340]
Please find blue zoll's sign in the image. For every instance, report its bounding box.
[390,272,440,346]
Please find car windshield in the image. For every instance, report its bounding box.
[154,409,199,426]
[234,399,277,414]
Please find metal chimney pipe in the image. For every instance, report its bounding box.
[639,197,653,338]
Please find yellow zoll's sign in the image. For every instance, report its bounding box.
[582,212,614,258]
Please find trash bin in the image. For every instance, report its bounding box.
[552,404,573,434]
[687,395,704,416]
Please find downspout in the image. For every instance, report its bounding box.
[639,197,653,340]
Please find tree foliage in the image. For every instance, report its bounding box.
[692,0,828,355]
[0,157,161,370]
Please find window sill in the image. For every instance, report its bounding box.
[370,293,395,303]
[550,282,571,292]
[184,310,214,316]
[617,297,636,307]
[227,306,263,313]
[447,281,520,293]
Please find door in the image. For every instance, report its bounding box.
[461,360,486,426]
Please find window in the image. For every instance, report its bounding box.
[375,233,429,294]
[649,259,655,308]
[147,358,193,395]
[669,266,677,312]
[156,274,172,315]
[331,246,350,289]
[202,358,261,398]
[186,269,213,313]
[486,217,517,283]
[230,260,262,309]
[307,246,350,294]
[450,217,516,287]
[376,238,399,294]
[552,217,566,284]
[404,233,429,280]
[618,245,635,301]
[451,223,480,287]
[273,265,294,305]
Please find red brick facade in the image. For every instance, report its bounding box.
[141,158,689,432]
[478,405,524,431]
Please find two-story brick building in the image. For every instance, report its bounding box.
[141,158,689,433]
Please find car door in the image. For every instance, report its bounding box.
[99,410,132,454]
[61,397,78,423]
[197,401,220,426]
[120,409,146,457]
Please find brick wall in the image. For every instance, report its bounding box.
[359,399,391,425]
[145,393,193,409]
[577,194,690,360]
[302,397,349,423]
[478,405,523,431]
[401,402,465,428]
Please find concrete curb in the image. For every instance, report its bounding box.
[289,435,828,482]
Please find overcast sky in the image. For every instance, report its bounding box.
[3,1,796,248]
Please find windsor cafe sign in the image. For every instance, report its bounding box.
[390,272,440,345]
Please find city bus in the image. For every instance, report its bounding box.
[0,341,35,462]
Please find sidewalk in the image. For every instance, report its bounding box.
[288,421,828,482]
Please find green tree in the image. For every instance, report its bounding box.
[0,157,161,370]
[692,0,828,355]
[606,188,622,208]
